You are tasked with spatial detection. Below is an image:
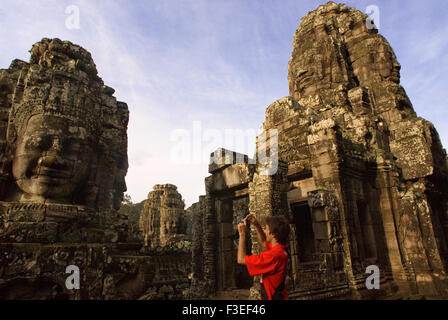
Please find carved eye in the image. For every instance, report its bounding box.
[26,135,52,151]
[39,136,53,150]
[61,137,82,152]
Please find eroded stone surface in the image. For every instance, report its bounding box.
[0,39,192,300]
[0,38,128,209]
[2,1,448,300]
[190,2,448,300]
[139,184,189,249]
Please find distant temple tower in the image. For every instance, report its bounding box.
[139,184,188,248]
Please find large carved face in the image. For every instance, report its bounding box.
[289,39,349,99]
[12,114,93,203]
[161,213,178,236]
[351,39,401,84]
[375,41,401,83]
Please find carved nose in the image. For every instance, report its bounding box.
[43,138,66,166]
[38,154,67,170]
[50,137,63,152]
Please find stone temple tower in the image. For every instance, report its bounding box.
[0,38,134,299]
[139,184,188,248]
[190,2,448,299]
[0,39,193,300]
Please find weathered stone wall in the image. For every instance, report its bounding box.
[192,2,448,300]
[247,161,289,299]
[189,196,205,282]
[0,39,193,300]
[189,149,256,298]
[0,38,137,300]
[289,2,448,298]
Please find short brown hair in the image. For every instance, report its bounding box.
[264,216,290,245]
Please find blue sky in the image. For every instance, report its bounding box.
[1,0,447,206]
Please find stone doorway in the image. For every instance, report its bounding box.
[291,201,316,262]
[357,201,377,260]
[216,198,252,291]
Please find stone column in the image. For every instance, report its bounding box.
[306,118,359,297]
[248,160,289,299]
[203,176,217,295]
[307,190,345,274]
[191,196,205,282]
[373,156,413,296]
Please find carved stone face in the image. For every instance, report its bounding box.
[161,214,178,236]
[12,114,92,203]
[351,39,401,84]
[0,89,8,107]
[375,42,401,83]
[289,53,322,98]
[289,39,350,99]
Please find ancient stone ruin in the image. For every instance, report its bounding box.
[0,39,191,300]
[0,1,447,300]
[189,2,448,299]
[139,184,189,249]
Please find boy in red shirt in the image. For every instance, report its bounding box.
[237,214,291,300]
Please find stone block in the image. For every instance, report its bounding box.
[312,222,330,240]
[312,207,328,222]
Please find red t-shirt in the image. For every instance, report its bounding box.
[245,242,289,300]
